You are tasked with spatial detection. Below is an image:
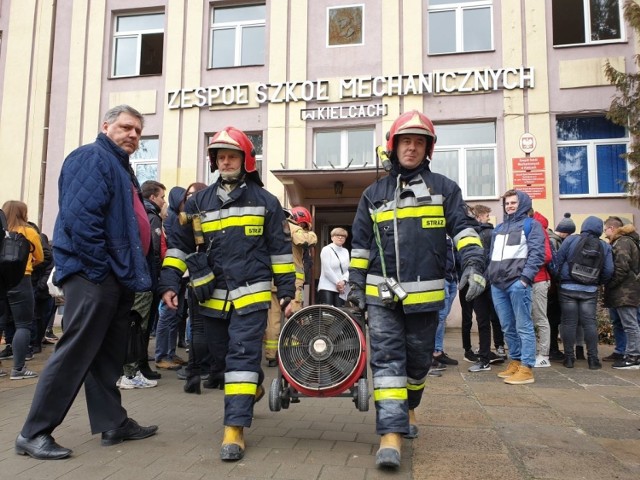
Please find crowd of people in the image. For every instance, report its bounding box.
[2,104,639,471]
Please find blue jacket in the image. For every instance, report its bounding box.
[164,186,186,247]
[555,215,614,293]
[53,133,151,292]
[487,190,546,289]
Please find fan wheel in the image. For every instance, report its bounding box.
[278,305,367,397]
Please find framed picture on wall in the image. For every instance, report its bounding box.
[327,5,364,47]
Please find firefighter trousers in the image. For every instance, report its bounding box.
[204,307,267,427]
[367,304,438,435]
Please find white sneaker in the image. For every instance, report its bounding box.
[118,376,138,389]
[534,355,551,368]
[135,371,158,388]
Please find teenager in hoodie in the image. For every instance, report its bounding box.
[555,216,613,370]
[487,190,546,385]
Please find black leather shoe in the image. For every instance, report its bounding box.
[563,356,575,368]
[101,418,158,446]
[15,434,72,460]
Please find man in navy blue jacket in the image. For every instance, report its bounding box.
[15,105,158,460]
[487,189,546,385]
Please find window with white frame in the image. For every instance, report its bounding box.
[209,4,266,68]
[552,0,623,46]
[430,122,496,198]
[314,128,374,169]
[557,116,628,196]
[112,12,164,77]
[205,132,263,184]
[428,0,493,55]
[131,137,159,184]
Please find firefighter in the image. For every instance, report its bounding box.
[264,207,317,367]
[159,127,295,462]
[347,111,487,468]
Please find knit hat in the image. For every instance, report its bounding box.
[555,213,576,234]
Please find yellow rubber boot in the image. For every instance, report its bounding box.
[376,433,402,468]
[404,409,418,439]
[220,426,245,461]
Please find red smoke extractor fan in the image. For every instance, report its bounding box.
[269,305,369,412]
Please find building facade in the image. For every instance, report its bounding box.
[0,0,637,281]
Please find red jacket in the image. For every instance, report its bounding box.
[532,212,552,283]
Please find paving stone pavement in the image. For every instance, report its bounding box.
[1,331,639,479]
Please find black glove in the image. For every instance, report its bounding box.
[279,296,292,312]
[347,284,366,311]
[185,252,215,303]
[459,266,486,302]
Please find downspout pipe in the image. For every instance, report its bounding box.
[37,0,57,228]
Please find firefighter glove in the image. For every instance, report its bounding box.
[347,283,366,312]
[459,265,486,302]
[279,296,292,312]
[186,252,216,303]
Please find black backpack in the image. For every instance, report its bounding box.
[568,234,604,285]
[0,209,32,291]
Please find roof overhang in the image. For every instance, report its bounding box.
[271,168,387,205]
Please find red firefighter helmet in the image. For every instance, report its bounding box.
[207,127,258,173]
[290,206,312,227]
[386,110,437,161]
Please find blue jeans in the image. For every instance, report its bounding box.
[434,280,458,353]
[615,306,640,356]
[154,301,180,362]
[491,281,536,367]
[608,307,640,354]
[558,288,599,359]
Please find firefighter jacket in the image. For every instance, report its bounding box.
[289,219,317,303]
[159,178,296,318]
[348,164,484,314]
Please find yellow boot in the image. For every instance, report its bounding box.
[404,409,418,439]
[504,365,535,385]
[376,433,402,468]
[220,426,245,461]
[497,360,521,378]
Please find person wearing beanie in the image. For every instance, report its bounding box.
[555,213,576,236]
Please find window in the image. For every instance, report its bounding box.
[314,129,374,169]
[131,137,159,184]
[428,0,493,55]
[205,132,263,184]
[552,0,623,46]
[210,4,265,68]
[430,122,496,198]
[112,13,164,77]
[557,116,628,196]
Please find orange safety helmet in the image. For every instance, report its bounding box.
[207,126,261,179]
[290,206,312,227]
[386,110,437,161]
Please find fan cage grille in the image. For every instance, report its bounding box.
[278,305,364,391]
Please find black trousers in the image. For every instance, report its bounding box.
[21,273,135,438]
